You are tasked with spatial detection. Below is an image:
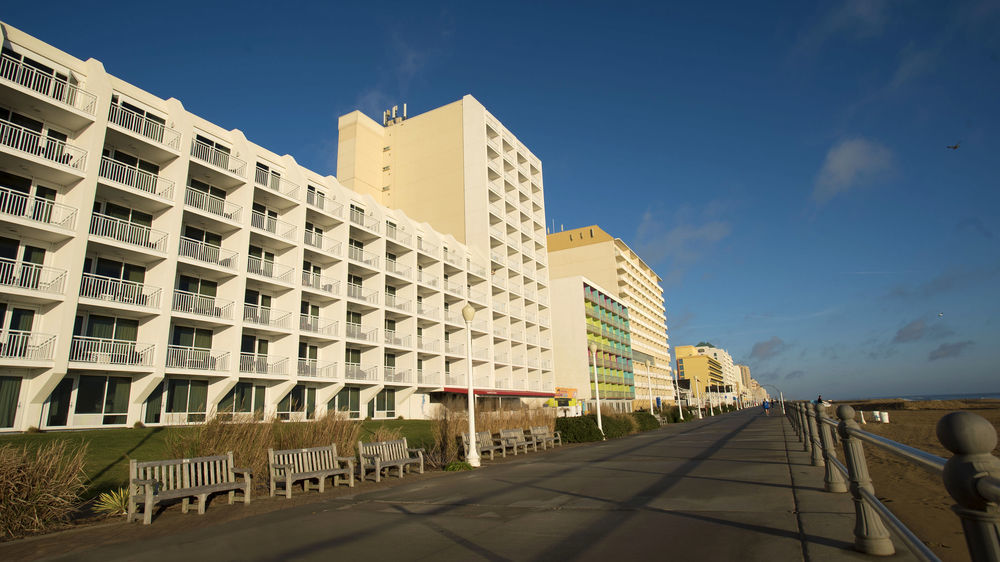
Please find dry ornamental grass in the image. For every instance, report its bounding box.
[0,440,89,540]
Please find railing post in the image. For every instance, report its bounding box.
[817,404,848,493]
[808,402,825,466]
[937,411,1000,562]
[800,403,811,453]
[836,405,894,555]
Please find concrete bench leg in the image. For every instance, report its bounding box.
[182,497,190,514]
[197,494,207,515]
[228,490,235,504]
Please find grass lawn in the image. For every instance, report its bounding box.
[0,419,437,498]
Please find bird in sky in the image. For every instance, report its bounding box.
[938,312,944,317]
[947,142,961,150]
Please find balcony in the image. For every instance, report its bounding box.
[349,208,380,232]
[299,314,337,337]
[0,331,56,362]
[491,274,507,289]
[493,300,507,314]
[345,323,376,342]
[298,359,337,378]
[190,139,246,178]
[303,231,340,256]
[0,53,97,119]
[493,325,507,338]
[384,330,410,348]
[99,157,174,203]
[416,304,438,319]
[238,353,287,376]
[468,288,487,303]
[301,271,340,297]
[79,273,161,310]
[444,280,463,296]
[254,167,299,200]
[165,346,229,372]
[384,367,412,384]
[89,213,168,254]
[346,283,379,304]
[345,363,378,381]
[385,294,409,313]
[243,304,292,330]
[443,250,462,268]
[184,188,242,223]
[416,270,438,288]
[417,337,438,352]
[467,260,487,279]
[246,255,294,283]
[178,238,238,271]
[445,373,464,386]
[490,250,505,266]
[0,258,66,296]
[69,336,155,367]
[417,370,440,386]
[172,290,234,321]
[107,103,181,151]
[417,238,437,256]
[305,190,343,218]
[386,224,411,246]
[348,245,379,269]
[385,259,410,279]
[0,186,77,233]
[250,211,297,242]
[445,342,464,355]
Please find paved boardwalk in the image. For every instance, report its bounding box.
[38,409,917,561]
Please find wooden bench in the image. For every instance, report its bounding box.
[268,443,354,498]
[128,452,251,525]
[358,438,424,482]
[529,426,561,449]
[499,428,537,455]
[461,430,505,460]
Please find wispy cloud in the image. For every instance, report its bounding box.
[957,217,993,239]
[929,340,974,361]
[887,262,1000,299]
[889,44,940,90]
[795,0,891,55]
[749,337,789,362]
[785,370,806,380]
[632,202,732,285]
[813,138,894,204]
[892,317,954,344]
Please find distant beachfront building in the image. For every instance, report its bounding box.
[547,225,673,410]
[675,345,725,408]
[694,345,740,404]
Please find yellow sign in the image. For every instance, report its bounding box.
[554,387,577,399]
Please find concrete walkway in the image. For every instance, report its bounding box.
[50,409,917,561]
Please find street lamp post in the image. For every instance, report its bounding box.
[695,382,704,419]
[588,342,604,438]
[673,368,683,421]
[645,360,654,415]
[462,304,480,468]
[708,386,716,416]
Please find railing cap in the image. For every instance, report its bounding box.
[937,411,998,455]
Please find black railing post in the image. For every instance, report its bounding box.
[937,411,1000,562]
[808,402,824,467]
[836,405,894,555]
[818,403,847,493]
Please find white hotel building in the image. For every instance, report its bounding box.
[0,22,554,431]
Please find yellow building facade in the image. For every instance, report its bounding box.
[674,345,724,407]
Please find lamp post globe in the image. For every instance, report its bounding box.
[462,304,479,467]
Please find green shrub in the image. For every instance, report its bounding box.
[555,415,603,442]
[0,440,88,539]
[444,461,473,471]
[601,412,638,439]
[93,486,129,518]
[631,411,660,431]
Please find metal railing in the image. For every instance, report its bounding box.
[0,185,77,230]
[789,401,1000,562]
[178,237,238,270]
[300,315,336,336]
[190,139,246,178]
[297,358,336,378]
[385,224,411,246]
[172,290,233,320]
[238,353,287,375]
[242,304,292,329]
[385,259,411,278]
[383,330,410,347]
[246,255,293,283]
[165,346,229,371]
[349,208,380,232]
[184,187,242,222]
[0,53,97,114]
[348,245,379,268]
[418,337,438,352]
[79,273,161,308]
[445,342,464,355]
[385,294,409,312]
[0,257,66,295]
[69,336,155,367]
[346,283,379,304]
[467,260,488,278]
[0,331,56,361]
[417,304,439,319]
[417,237,437,255]
[99,157,173,201]
[250,210,296,241]
[345,323,375,341]
[417,270,438,287]
[303,231,340,255]
[0,118,88,172]
[89,213,168,252]
[384,367,411,383]
[254,167,299,200]
[344,363,377,381]
[301,270,339,296]
[418,370,441,386]
[108,103,180,149]
[443,250,463,267]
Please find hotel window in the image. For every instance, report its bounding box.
[165,378,207,422]
[332,386,360,419]
[255,162,282,190]
[75,375,131,425]
[109,94,167,141]
[218,382,265,418]
[306,185,326,208]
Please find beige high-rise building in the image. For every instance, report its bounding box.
[0,22,553,432]
[547,225,673,409]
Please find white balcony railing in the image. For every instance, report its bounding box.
[184,187,242,222]
[417,270,438,287]
[383,330,410,347]
[165,346,229,371]
[468,260,487,278]
[385,294,409,312]
[298,358,337,378]
[0,331,56,361]
[493,300,507,314]
[490,250,505,265]
[0,53,97,114]
[385,260,411,279]
[445,342,464,355]
[384,367,411,383]
[349,208,380,232]
[300,315,337,336]
[417,370,441,386]
[243,304,292,329]
[302,271,340,296]
[254,167,299,200]
[247,255,293,283]
[345,323,376,341]
[0,258,66,295]
[493,325,507,338]
[0,185,78,230]
[250,211,296,241]
[445,280,463,295]
[418,337,439,352]
[344,363,378,381]
[190,139,246,178]
[0,119,89,172]
[99,157,174,201]
[178,238,238,270]
[417,304,438,319]
[385,224,411,246]
[89,213,168,253]
[346,283,379,304]
[107,103,180,149]
[348,245,379,268]
[417,237,437,255]
[69,336,155,367]
[303,231,340,255]
[238,353,287,375]
[445,373,463,386]
[172,290,234,320]
[443,250,463,267]
[79,273,161,308]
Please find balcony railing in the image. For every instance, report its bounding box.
[190,139,246,178]
[108,103,180,149]
[417,238,437,255]
[184,187,242,222]
[468,288,487,303]
[254,168,299,200]
[302,271,340,296]
[443,250,463,267]
[416,304,438,319]
[490,250,505,265]
[385,260,410,279]
[0,331,56,361]
[303,231,340,255]
[344,363,378,381]
[385,294,409,312]
[0,185,78,230]
[0,53,97,114]
[69,336,155,367]
[493,325,507,338]
[468,260,487,278]
[384,330,410,347]
[178,237,238,270]
[99,157,174,201]
[250,211,296,241]
[305,194,343,218]
[166,346,229,371]
[243,304,292,329]
[89,213,168,253]
[0,120,89,172]
[384,367,411,383]
[445,373,464,386]
[493,300,507,314]
[298,358,336,378]
[445,342,464,355]
[0,258,66,295]
[445,280,463,295]
[417,270,438,287]
[247,255,293,283]
[348,245,379,268]
[346,283,379,304]
[238,353,287,375]
[418,337,438,352]
[345,323,376,341]
[385,224,411,246]
[417,370,440,386]
[300,314,337,336]
[349,208,379,232]
[79,273,161,308]
[172,290,234,320]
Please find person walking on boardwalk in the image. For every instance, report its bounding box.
[762,399,770,416]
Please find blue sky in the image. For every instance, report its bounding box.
[5,1,998,399]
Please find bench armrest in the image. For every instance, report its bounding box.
[360,453,381,461]
[271,463,293,470]
[131,478,158,487]
[552,430,562,437]
[334,456,355,463]
[231,467,253,476]
[407,448,425,453]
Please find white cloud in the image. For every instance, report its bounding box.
[796,0,891,54]
[812,138,894,203]
[633,205,732,285]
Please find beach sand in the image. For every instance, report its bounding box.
[834,399,1000,562]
